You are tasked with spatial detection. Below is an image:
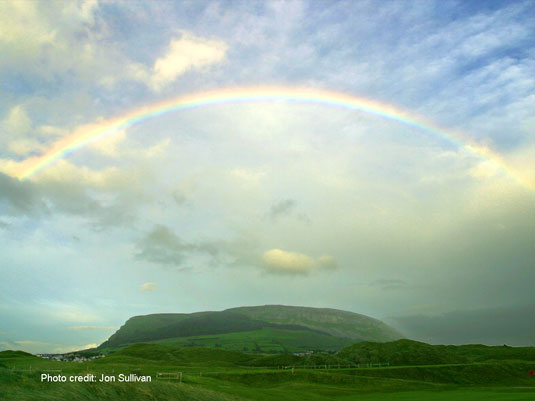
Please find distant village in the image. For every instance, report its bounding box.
[37,353,104,362]
[292,351,314,357]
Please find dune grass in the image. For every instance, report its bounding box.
[2,343,534,401]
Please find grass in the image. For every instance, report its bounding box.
[151,327,355,353]
[2,343,535,401]
[338,339,535,366]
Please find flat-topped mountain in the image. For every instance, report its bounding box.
[99,305,403,353]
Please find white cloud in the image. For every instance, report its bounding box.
[139,282,158,292]
[7,139,45,156]
[38,125,68,137]
[0,1,56,47]
[0,0,102,75]
[262,249,337,275]
[469,160,500,180]
[149,33,227,91]
[109,31,228,91]
[87,130,128,157]
[3,105,31,135]
[1,105,45,156]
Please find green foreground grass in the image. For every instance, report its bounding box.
[2,345,534,401]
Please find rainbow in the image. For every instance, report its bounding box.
[11,86,532,190]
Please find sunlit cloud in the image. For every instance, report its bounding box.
[139,282,157,292]
[262,249,337,275]
[149,33,227,91]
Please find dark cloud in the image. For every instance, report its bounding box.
[267,198,310,223]
[268,199,296,220]
[136,224,218,266]
[388,304,535,346]
[0,172,133,228]
[0,173,48,216]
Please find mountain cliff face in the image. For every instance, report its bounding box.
[99,305,403,351]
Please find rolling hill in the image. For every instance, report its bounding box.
[99,305,404,353]
[338,339,535,366]
[3,340,535,401]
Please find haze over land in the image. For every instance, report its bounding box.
[0,1,534,353]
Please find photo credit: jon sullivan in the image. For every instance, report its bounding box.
[41,373,152,383]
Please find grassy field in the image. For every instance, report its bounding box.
[2,344,535,401]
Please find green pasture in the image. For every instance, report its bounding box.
[100,327,355,355]
[2,344,534,401]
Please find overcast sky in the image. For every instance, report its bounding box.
[1,0,534,353]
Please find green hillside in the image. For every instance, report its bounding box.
[338,339,535,366]
[153,327,355,353]
[227,305,403,341]
[99,312,191,347]
[98,338,535,370]
[99,305,403,352]
[97,343,253,366]
[96,343,350,368]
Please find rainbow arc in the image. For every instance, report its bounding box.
[11,86,532,190]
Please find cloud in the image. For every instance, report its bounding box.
[1,105,45,156]
[136,224,218,267]
[268,199,296,220]
[87,130,128,157]
[67,325,117,331]
[267,199,310,223]
[2,105,31,135]
[0,1,230,100]
[139,32,227,91]
[0,0,103,80]
[469,160,500,180]
[139,282,157,292]
[0,172,47,216]
[262,248,337,275]
[0,1,56,48]
[0,157,156,228]
[317,255,337,270]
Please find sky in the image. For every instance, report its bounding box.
[0,0,534,353]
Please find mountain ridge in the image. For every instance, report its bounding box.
[99,305,404,352]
